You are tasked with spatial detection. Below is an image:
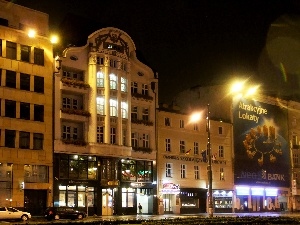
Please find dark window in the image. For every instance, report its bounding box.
[19,131,30,149]
[0,69,2,86]
[33,133,43,150]
[6,41,16,60]
[20,73,30,91]
[5,129,15,148]
[6,70,16,88]
[34,104,44,122]
[5,100,16,118]
[20,102,30,120]
[0,18,8,27]
[34,76,44,93]
[21,45,30,62]
[34,48,44,66]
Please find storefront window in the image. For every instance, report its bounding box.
[58,185,95,208]
[59,154,97,180]
[136,161,153,182]
[121,160,136,181]
[24,165,48,183]
[122,188,135,207]
[101,158,117,180]
[0,163,12,200]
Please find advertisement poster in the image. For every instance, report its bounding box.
[233,98,290,187]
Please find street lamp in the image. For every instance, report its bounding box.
[206,104,213,217]
[190,105,213,217]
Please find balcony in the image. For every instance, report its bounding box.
[131,92,153,101]
[131,119,154,126]
[132,147,152,154]
[60,108,90,122]
[61,108,91,117]
[60,78,90,94]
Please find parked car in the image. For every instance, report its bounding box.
[0,207,31,221]
[44,207,86,220]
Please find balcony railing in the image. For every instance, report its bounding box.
[132,147,152,153]
[131,119,153,126]
[131,92,153,101]
[61,139,87,146]
[61,108,91,117]
[61,78,90,89]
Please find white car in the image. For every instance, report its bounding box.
[0,207,31,221]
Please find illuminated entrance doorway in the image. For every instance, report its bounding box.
[102,189,113,216]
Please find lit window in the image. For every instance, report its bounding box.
[121,101,127,119]
[97,72,104,87]
[220,168,225,181]
[109,74,117,90]
[96,97,105,115]
[110,99,117,117]
[121,77,127,92]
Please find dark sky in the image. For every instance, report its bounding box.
[14,0,300,103]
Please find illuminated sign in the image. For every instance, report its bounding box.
[233,98,290,187]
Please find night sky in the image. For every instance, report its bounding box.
[14,0,300,103]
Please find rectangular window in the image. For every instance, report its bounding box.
[6,70,16,88]
[109,74,117,90]
[131,106,138,121]
[220,168,225,181]
[165,117,171,126]
[131,132,138,147]
[21,45,30,62]
[24,165,48,183]
[96,72,104,87]
[142,84,148,95]
[63,126,71,139]
[5,100,16,118]
[96,57,104,65]
[121,77,127,92]
[34,104,44,122]
[33,133,43,150]
[6,41,16,60]
[165,138,171,152]
[34,76,44,93]
[110,127,116,144]
[180,140,185,154]
[62,97,71,108]
[110,99,117,117]
[20,102,30,120]
[194,166,199,179]
[166,163,172,177]
[218,145,224,158]
[121,101,127,119]
[142,134,149,148]
[194,142,199,155]
[293,153,299,165]
[73,127,78,140]
[180,119,184,128]
[97,126,104,143]
[218,126,223,135]
[142,108,149,121]
[20,73,30,91]
[96,97,105,115]
[131,82,138,94]
[180,164,186,178]
[34,47,44,66]
[0,39,2,56]
[19,131,30,149]
[194,124,198,131]
[5,129,15,148]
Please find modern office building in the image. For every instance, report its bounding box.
[0,1,53,215]
[53,27,158,215]
[174,84,292,212]
[157,104,233,214]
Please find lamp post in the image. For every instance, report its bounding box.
[206,104,213,217]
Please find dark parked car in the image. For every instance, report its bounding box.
[44,207,86,220]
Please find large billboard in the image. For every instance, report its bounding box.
[233,97,290,187]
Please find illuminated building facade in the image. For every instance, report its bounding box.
[53,27,158,215]
[174,84,293,212]
[157,104,233,214]
[0,1,53,215]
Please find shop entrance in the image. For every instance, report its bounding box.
[102,189,113,216]
[163,194,173,213]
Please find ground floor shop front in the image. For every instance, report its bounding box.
[53,154,157,216]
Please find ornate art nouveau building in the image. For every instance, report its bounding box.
[53,28,158,215]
